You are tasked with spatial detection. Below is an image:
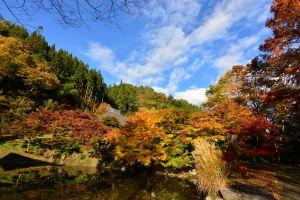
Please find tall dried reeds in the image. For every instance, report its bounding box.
[192,138,227,196]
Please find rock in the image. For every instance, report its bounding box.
[190,169,197,175]
[0,179,14,186]
[189,178,197,185]
[60,153,98,168]
[151,192,156,198]
[206,195,223,200]
[220,188,240,200]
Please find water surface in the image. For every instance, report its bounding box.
[0,164,201,200]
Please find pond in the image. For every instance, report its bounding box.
[0,156,202,200]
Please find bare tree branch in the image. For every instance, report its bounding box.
[1,0,23,25]
[0,0,145,26]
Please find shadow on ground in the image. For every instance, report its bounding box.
[231,183,274,199]
[276,166,300,200]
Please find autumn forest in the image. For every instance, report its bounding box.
[0,0,299,199]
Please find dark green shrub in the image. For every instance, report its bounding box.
[102,116,120,128]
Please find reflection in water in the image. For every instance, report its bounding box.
[0,165,202,200]
[0,153,56,171]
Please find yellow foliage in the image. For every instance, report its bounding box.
[18,62,60,90]
[0,36,60,90]
[0,35,26,76]
[205,66,245,107]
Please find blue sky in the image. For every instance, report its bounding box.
[1,0,273,105]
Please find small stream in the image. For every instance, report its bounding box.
[0,155,202,200]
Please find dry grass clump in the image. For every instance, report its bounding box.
[192,138,227,196]
[96,102,111,115]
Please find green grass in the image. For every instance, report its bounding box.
[0,140,24,150]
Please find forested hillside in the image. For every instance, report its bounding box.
[0,21,106,111]
[0,20,197,115]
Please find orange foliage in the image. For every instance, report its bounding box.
[260,0,300,66]
[116,108,167,166]
[258,0,299,117]
[17,62,60,90]
[191,98,279,163]
[0,35,60,91]
[190,112,225,137]
[191,100,253,137]
[105,128,120,141]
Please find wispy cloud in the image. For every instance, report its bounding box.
[84,0,272,104]
[213,32,268,73]
[146,0,202,28]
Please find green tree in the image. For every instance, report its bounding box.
[85,69,106,105]
[0,20,28,39]
[24,30,49,60]
[107,83,138,114]
[72,62,88,95]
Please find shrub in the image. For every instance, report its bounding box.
[115,108,195,168]
[56,142,81,158]
[9,96,35,119]
[90,140,116,165]
[43,99,58,110]
[159,108,195,169]
[26,109,108,145]
[115,108,167,166]
[101,116,120,128]
[192,138,227,197]
[162,133,194,169]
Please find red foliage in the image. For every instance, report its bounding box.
[237,164,248,175]
[225,116,279,162]
[26,109,108,145]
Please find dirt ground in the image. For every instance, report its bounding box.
[230,164,300,200]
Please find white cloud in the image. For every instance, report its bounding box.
[187,0,265,46]
[214,54,244,72]
[84,0,271,94]
[84,42,114,66]
[166,67,190,93]
[146,26,188,69]
[152,86,171,95]
[147,0,201,28]
[213,34,264,73]
[188,58,203,71]
[152,86,207,105]
[229,35,260,52]
[174,88,207,105]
